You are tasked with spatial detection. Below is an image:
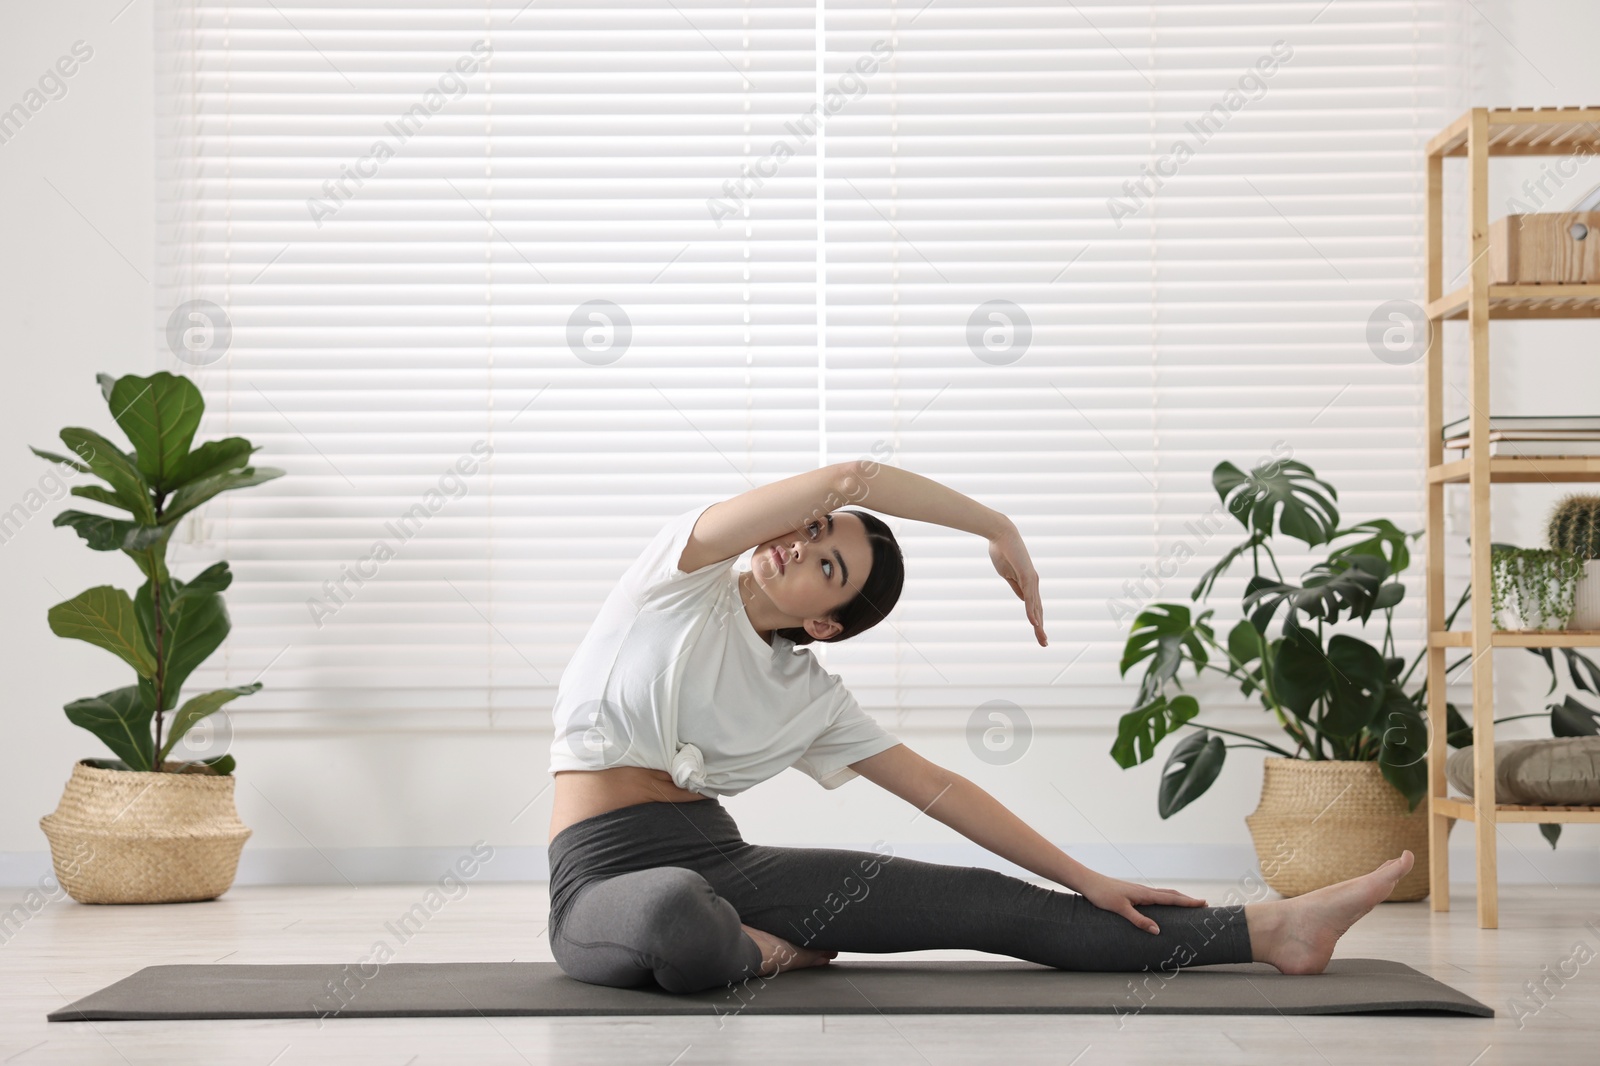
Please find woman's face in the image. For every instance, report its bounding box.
[750,511,874,633]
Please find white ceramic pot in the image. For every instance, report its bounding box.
[1508,568,1573,631]
[1572,560,1600,631]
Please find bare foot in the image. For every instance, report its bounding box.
[740,923,837,978]
[1248,850,1415,976]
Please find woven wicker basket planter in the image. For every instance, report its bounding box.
[39,760,252,904]
[1244,757,1452,902]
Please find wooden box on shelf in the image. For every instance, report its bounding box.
[1489,212,1600,283]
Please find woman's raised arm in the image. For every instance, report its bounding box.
[845,462,1047,646]
[843,461,1009,538]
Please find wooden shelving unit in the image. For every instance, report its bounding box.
[1425,107,1600,928]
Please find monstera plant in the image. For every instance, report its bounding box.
[31,371,283,775]
[1111,455,1600,848]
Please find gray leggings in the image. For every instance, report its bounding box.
[546,797,1253,995]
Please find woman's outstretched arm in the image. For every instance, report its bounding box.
[845,461,1047,646]
[851,743,1207,935]
[843,460,1010,539]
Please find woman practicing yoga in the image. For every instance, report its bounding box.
[546,461,1415,994]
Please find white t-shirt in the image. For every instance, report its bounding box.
[547,500,902,796]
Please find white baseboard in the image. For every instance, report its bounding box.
[3,840,1595,890]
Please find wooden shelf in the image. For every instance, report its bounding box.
[1427,282,1600,320]
[1434,796,1600,824]
[1427,106,1600,157]
[1429,629,1600,647]
[1428,456,1600,483]
[1423,108,1600,929]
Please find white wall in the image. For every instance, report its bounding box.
[1,1,1595,889]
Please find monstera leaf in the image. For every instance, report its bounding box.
[1321,634,1387,740]
[1120,604,1213,705]
[1327,518,1415,578]
[1223,618,1273,701]
[1189,529,1268,603]
[1551,694,1600,736]
[1243,552,1387,633]
[1158,729,1227,818]
[1267,619,1329,723]
[1112,693,1199,768]
[1213,458,1340,547]
[1376,687,1428,812]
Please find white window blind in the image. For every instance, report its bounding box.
[155,1,1462,735]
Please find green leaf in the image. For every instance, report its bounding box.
[1539,823,1562,849]
[29,445,94,474]
[1446,701,1473,747]
[165,437,257,490]
[1327,518,1414,579]
[1111,693,1199,768]
[203,753,237,776]
[1189,530,1267,603]
[174,561,232,600]
[52,510,142,552]
[163,754,239,776]
[1269,622,1330,722]
[64,686,155,771]
[107,372,205,489]
[1157,729,1227,818]
[1550,695,1600,737]
[57,427,155,524]
[1227,618,1264,666]
[134,578,232,712]
[1377,689,1429,812]
[158,585,231,705]
[1372,582,1406,610]
[1560,647,1600,695]
[47,586,157,678]
[1213,457,1340,548]
[68,484,138,514]
[162,467,285,526]
[1120,604,1212,691]
[96,372,117,403]
[1243,553,1386,633]
[1224,619,1270,699]
[158,682,261,762]
[122,525,175,585]
[1321,634,1386,739]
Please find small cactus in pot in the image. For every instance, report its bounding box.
[1547,493,1600,630]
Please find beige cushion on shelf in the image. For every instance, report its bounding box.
[1445,737,1600,806]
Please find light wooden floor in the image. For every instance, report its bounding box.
[3,877,1594,1065]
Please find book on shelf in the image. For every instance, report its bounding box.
[1441,414,1600,439]
[1444,429,1600,444]
[1446,438,1600,457]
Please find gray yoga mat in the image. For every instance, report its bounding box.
[48,958,1491,1020]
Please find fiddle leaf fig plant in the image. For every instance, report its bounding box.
[1112,454,1600,849]
[32,372,283,775]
